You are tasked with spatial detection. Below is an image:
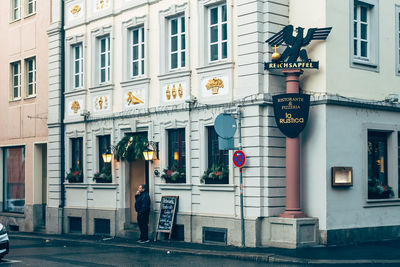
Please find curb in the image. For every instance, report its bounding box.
[9,233,400,265]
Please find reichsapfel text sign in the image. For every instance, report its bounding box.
[273,93,310,138]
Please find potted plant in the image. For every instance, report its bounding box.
[200,163,229,184]
[368,177,394,199]
[66,167,83,183]
[93,164,112,183]
[161,164,186,183]
[114,134,148,162]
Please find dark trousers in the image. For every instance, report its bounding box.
[137,211,149,240]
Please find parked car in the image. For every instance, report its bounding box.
[0,224,9,260]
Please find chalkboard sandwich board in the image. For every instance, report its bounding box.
[154,195,179,241]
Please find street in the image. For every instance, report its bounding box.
[1,236,290,267]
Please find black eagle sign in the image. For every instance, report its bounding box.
[265,25,332,64]
[272,94,311,138]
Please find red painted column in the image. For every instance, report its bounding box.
[280,69,306,218]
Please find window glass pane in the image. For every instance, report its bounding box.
[4,147,25,213]
[75,61,80,74]
[14,76,18,86]
[181,17,185,32]
[28,72,33,83]
[171,19,178,35]
[354,40,358,56]
[354,22,357,38]
[171,53,178,69]
[181,34,185,49]
[210,7,218,25]
[354,5,357,20]
[171,36,178,52]
[361,23,367,39]
[167,129,186,182]
[132,62,138,76]
[360,6,367,22]
[210,26,218,43]
[222,24,227,40]
[222,42,227,59]
[101,54,105,68]
[205,127,229,184]
[100,69,105,82]
[141,60,144,75]
[361,41,367,57]
[75,46,80,59]
[14,87,18,98]
[133,30,138,44]
[101,39,106,52]
[98,135,110,172]
[211,44,218,61]
[75,74,79,88]
[141,44,144,59]
[368,132,391,199]
[133,46,138,60]
[221,5,227,22]
[181,52,185,67]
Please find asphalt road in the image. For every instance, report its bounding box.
[1,236,291,267]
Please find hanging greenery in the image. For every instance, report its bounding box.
[114,134,148,162]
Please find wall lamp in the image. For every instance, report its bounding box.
[143,141,159,161]
[331,167,353,187]
[102,146,116,163]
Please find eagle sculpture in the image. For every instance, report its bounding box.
[266,25,332,63]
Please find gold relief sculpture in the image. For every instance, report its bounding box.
[178,83,183,98]
[206,77,224,95]
[172,84,177,99]
[71,100,80,114]
[96,0,109,10]
[95,96,109,110]
[126,91,144,105]
[99,97,103,109]
[166,85,171,100]
[70,5,81,15]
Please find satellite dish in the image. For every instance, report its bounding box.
[214,113,237,138]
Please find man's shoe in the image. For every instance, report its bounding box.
[136,239,142,243]
[139,239,149,243]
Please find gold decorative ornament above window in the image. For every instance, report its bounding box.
[71,100,80,114]
[206,77,224,95]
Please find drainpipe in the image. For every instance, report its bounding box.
[59,0,66,234]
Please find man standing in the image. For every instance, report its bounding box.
[135,184,151,243]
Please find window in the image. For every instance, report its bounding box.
[10,61,21,100]
[98,135,110,172]
[131,27,145,77]
[71,138,83,173]
[25,57,36,97]
[99,36,110,83]
[396,6,400,74]
[368,131,393,199]
[26,0,36,15]
[169,16,186,70]
[3,147,25,213]
[351,0,378,69]
[205,127,229,184]
[209,3,227,62]
[73,44,84,89]
[167,129,186,183]
[12,0,20,20]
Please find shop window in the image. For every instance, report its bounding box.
[368,131,393,199]
[3,147,25,213]
[67,138,83,183]
[201,127,229,184]
[164,129,186,183]
[95,135,112,183]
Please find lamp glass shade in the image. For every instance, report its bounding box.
[174,151,179,160]
[143,150,154,161]
[102,152,112,163]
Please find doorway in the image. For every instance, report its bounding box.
[34,144,47,228]
[129,159,148,223]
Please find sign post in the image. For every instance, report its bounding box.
[154,196,179,241]
[233,148,246,247]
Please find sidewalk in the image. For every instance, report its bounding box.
[9,232,400,265]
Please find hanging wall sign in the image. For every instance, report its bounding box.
[272,93,310,138]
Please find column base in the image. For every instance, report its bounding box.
[269,217,319,248]
[280,210,307,218]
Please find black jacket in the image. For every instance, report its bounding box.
[135,191,150,213]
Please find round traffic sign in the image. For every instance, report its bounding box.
[214,114,237,138]
[233,150,246,168]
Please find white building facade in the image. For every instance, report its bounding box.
[46,0,400,247]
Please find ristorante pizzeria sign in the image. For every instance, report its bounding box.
[272,93,310,138]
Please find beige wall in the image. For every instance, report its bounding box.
[0,0,50,206]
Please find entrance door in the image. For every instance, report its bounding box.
[130,160,146,223]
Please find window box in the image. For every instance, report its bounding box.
[66,167,83,183]
[161,166,186,184]
[201,164,229,184]
[93,165,112,183]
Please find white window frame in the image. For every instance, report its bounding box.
[350,0,379,71]
[131,27,145,78]
[396,5,400,75]
[25,57,36,97]
[169,15,186,70]
[91,25,113,87]
[10,61,21,100]
[99,36,111,84]
[198,0,232,67]
[73,44,84,89]
[11,0,21,21]
[26,0,36,16]
[208,3,227,62]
